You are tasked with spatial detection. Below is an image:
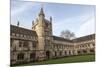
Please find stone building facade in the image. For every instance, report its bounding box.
[10,7,95,65]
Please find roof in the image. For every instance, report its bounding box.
[53,34,95,43]
[10,25,37,36]
[53,36,73,42]
[72,34,95,42]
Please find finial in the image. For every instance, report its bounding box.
[17,21,19,27]
[39,3,45,17]
[50,16,52,22]
[32,20,34,25]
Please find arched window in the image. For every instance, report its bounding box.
[17,53,24,60]
[65,51,67,55]
[90,49,94,52]
[69,51,71,55]
[32,42,36,48]
[93,44,95,46]
[23,41,28,47]
[30,53,35,60]
[77,51,81,54]
[83,50,87,53]
[55,52,57,56]
[19,41,22,47]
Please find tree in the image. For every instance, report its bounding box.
[60,30,75,40]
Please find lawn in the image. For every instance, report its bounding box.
[12,54,95,66]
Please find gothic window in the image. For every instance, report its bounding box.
[19,41,22,47]
[69,51,71,55]
[93,44,95,46]
[90,49,94,52]
[32,42,36,48]
[45,22,49,28]
[87,44,90,47]
[55,52,57,56]
[17,53,24,60]
[77,51,81,54]
[30,53,35,60]
[65,51,67,55]
[83,50,87,53]
[23,41,28,47]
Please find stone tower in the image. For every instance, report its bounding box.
[32,7,53,60]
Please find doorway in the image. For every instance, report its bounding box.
[46,51,50,59]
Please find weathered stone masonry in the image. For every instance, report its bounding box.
[10,7,95,65]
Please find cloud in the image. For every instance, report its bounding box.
[11,1,95,37]
[76,16,95,37]
[52,14,95,36]
[11,1,35,16]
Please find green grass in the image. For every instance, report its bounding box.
[12,54,95,66]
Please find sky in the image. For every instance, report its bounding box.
[11,0,96,37]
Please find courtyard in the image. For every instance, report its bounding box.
[12,54,95,66]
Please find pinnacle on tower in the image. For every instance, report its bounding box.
[39,6,45,17]
[17,21,19,27]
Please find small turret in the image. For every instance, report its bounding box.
[32,20,34,29]
[17,21,19,27]
[38,7,45,17]
[50,16,52,23]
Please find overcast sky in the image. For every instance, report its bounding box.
[11,0,96,37]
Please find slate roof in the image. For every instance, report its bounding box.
[10,25,37,36]
[72,34,95,42]
[11,25,95,42]
[53,36,73,42]
[53,34,95,43]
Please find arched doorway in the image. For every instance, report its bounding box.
[46,51,50,59]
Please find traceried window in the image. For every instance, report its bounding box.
[30,53,35,59]
[93,44,95,46]
[32,42,36,48]
[65,51,67,55]
[19,41,22,47]
[17,53,24,60]
[23,41,28,47]
[90,49,94,52]
[83,50,87,53]
[77,51,81,54]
